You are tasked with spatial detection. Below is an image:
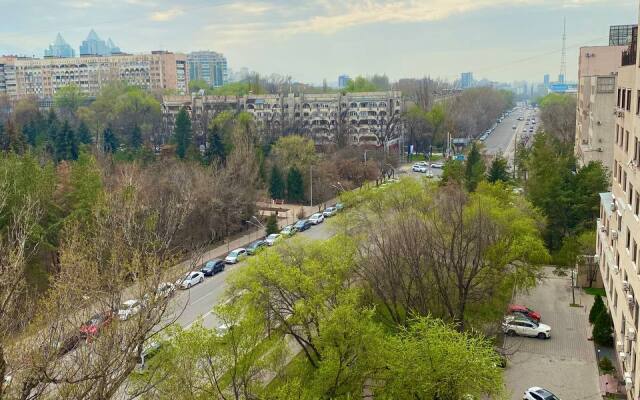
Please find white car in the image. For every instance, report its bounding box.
[265,233,281,246]
[412,164,428,173]
[415,161,429,167]
[177,271,205,289]
[430,162,444,169]
[155,282,176,299]
[118,299,142,320]
[503,316,551,339]
[308,213,325,225]
[225,248,247,264]
[323,207,337,217]
[523,387,560,400]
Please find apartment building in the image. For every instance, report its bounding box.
[0,51,189,102]
[187,51,228,88]
[162,91,404,146]
[575,45,625,168]
[597,21,640,399]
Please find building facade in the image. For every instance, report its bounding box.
[44,33,75,58]
[460,72,473,89]
[187,51,228,88]
[611,24,638,46]
[575,45,625,168]
[162,91,404,147]
[79,29,120,56]
[0,51,188,102]
[597,19,640,400]
[338,75,351,89]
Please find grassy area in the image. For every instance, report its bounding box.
[584,287,606,297]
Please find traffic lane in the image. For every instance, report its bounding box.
[483,112,521,155]
[170,220,336,329]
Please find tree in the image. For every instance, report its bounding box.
[465,142,485,192]
[487,154,510,183]
[344,76,377,93]
[130,123,142,149]
[203,124,226,165]
[539,93,577,145]
[103,125,118,153]
[188,78,211,93]
[53,84,87,117]
[77,120,93,145]
[54,120,79,162]
[265,213,279,235]
[593,310,614,346]
[287,167,305,203]
[589,295,605,324]
[441,159,464,186]
[173,107,192,159]
[271,135,316,173]
[269,164,285,200]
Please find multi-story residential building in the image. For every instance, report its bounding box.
[44,33,75,58]
[460,72,473,89]
[187,51,228,88]
[575,45,626,168]
[0,51,188,102]
[543,74,550,88]
[597,22,640,399]
[338,75,351,89]
[611,24,638,46]
[162,91,404,147]
[79,29,120,56]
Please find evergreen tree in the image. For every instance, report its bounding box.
[465,142,485,192]
[592,310,614,346]
[287,167,305,203]
[0,122,8,151]
[270,164,285,200]
[103,126,118,154]
[6,121,26,154]
[589,295,605,324]
[77,120,93,145]
[22,120,38,147]
[55,120,79,162]
[173,107,192,159]
[204,125,226,165]
[487,155,510,183]
[130,124,143,149]
[265,213,279,235]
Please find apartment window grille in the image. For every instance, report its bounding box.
[597,76,615,93]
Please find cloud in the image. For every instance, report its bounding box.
[149,7,183,21]
[219,1,275,15]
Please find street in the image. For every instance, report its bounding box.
[483,104,539,167]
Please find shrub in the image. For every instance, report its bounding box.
[589,295,605,324]
[265,213,279,235]
[593,310,614,347]
[599,356,615,374]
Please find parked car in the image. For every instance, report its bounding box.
[323,207,337,217]
[118,299,142,321]
[294,219,313,231]
[246,240,267,255]
[280,225,297,237]
[523,387,561,400]
[335,202,344,211]
[412,164,427,173]
[430,162,444,169]
[415,161,429,167]
[502,316,551,339]
[265,233,282,246]
[155,282,176,299]
[177,271,205,289]
[508,304,541,322]
[308,213,325,225]
[200,259,225,276]
[225,248,248,264]
[80,311,113,339]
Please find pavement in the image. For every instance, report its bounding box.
[483,104,539,167]
[504,267,601,400]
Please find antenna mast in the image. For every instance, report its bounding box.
[560,17,567,83]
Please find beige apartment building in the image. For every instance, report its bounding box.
[597,21,640,398]
[0,51,188,102]
[575,45,625,168]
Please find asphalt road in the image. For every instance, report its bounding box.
[483,105,539,166]
[168,220,335,330]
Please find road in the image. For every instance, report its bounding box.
[483,104,539,167]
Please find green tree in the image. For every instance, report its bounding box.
[344,76,377,93]
[287,167,305,203]
[539,93,577,144]
[103,126,118,153]
[54,84,87,116]
[188,78,211,93]
[130,123,142,149]
[22,120,38,147]
[0,122,6,151]
[54,120,79,162]
[265,213,279,235]
[589,295,605,324]
[487,154,511,183]
[173,107,192,159]
[441,159,464,186]
[77,120,93,145]
[465,142,485,192]
[593,310,614,347]
[270,164,285,200]
[203,124,226,165]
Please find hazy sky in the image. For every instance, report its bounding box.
[0,0,637,84]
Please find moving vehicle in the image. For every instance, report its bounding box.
[117,299,142,320]
[412,164,428,173]
[265,233,281,246]
[323,207,337,217]
[523,387,561,400]
[512,125,517,130]
[308,213,325,225]
[508,304,541,322]
[280,225,297,237]
[177,271,205,288]
[246,240,267,255]
[502,316,550,339]
[80,311,113,338]
[225,248,248,264]
[431,162,444,169]
[294,219,313,232]
[200,259,225,276]
[415,161,429,167]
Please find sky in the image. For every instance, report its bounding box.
[0,0,638,84]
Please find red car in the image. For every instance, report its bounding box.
[79,311,113,340]
[508,304,541,322]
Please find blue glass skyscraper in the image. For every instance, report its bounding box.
[79,30,121,56]
[44,33,75,58]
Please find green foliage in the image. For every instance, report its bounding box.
[265,213,279,235]
[441,159,464,186]
[286,167,305,203]
[589,295,605,324]
[188,78,211,93]
[203,124,226,165]
[344,76,377,93]
[599,356,615,374]
[487,154,510,183]
[102,126,118,153]
[465,142,485,192]
[592,310,614,347]
[77,120,93,145]
[209,81,262,96]
[173,107,192,159]
[130,124,142,149]
[538,93,577,144]
[553,230,595,268]
[54,120,80,162]
[54,84,87,115]
[269,164,285,200]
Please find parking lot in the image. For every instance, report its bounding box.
[504,268,601,400]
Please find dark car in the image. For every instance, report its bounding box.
[200,259,225,276]
[246,240,267,255]
[294,219,312,232]
[80,311,113,340]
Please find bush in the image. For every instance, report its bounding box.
[265,213,279,235]
[589,295,605,324]
[593,310,614,347]
[599,356,615,374]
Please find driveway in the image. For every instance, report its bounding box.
[504,268,601,400]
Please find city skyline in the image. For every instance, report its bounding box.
[0,0,637,84]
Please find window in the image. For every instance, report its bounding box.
[626,130,630,153]
[619,165,623,183]
[623,88,627,109]
[628,89,633,111]
[636,191,640,216]
[624,171,628,191]
[619,88,623,107]
[635,137,639,161]
[614,160,618,179]
[627,227,631,249]
[637,90,640,114]
[597,76,616,93]
[633,240,638,263]
[617,125,621,146]
[630,183,634,205]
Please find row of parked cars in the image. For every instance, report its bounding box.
[411,160,444,174]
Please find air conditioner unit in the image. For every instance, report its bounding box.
[625,377,633,390]
[620,351,629,361]
[613,265,620,274]
[582,139,589,145]
[628,294,634,304]
[618,111,625,117]
[624,280,630,290]
[612,201,618,211]
[618,340,625,350]
[601,225,607,233]
[625,372,633,380]
[627,328,636,340]
[612,230,619,240]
